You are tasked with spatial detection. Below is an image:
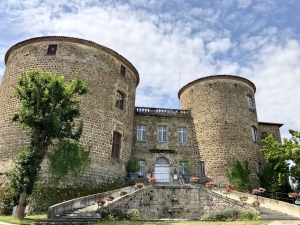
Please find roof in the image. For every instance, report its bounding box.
[4,36,140,86]
[178,75,256,99]
[258,121,284,127]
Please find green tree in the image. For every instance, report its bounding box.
[261,130,300,191]
[9,69,88,220]
[226,159,250,191]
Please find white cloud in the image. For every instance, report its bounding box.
[0,0,299,140]
[206,38,231,54]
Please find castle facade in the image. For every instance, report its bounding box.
[0,36,282,186]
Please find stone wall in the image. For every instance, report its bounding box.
[106,185,247,219]
[0,36,139,184]
[258,122,282,143]
[133,108,202,180]
[179,75,263,186]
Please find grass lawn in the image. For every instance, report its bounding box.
[0,214,47,225]
[0,215,270,225]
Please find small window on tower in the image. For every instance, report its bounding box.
[47,45,57,55]
[120,65,126,76]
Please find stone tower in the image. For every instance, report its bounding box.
[0,36,139,184]
[178,75,264,185]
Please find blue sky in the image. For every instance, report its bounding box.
[0,0,299,139]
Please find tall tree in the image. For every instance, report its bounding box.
[10,69,88,220]
[260,132,296,192]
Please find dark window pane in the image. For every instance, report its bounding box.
[120,65,126,76]
[47,45,57,55]
[111,131,121,158]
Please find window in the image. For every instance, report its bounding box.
[251,126,258,143]
[199,161,205,177]
[137,125,147,141]
[111,131,121,158]
[137,160,145,177]
[179,161,187,175]
[47,45,57,55]
[116,91,124,110]
[158,126,167,142]
[178,127,187,143]
[247,95,253,110]
[261,132,267,138]
[120,65,126,76]
[258,162,263,175]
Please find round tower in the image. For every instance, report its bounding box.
[0,36,139,184]
[178,75,263,185]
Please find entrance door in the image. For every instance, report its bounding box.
[154,157,170,182]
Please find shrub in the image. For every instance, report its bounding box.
[27,180,123,214]
[0,186,13,215]
[127,208,140,219]
[201,205,258,221]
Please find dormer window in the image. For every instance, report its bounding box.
[47,45,57,55]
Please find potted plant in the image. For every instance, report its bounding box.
[149,177,157,183]
[106,195,114,202]
[239,195,248,202]
[252,200,260,207]
[119,189,128,196]
[135,182,144,189]
[126,157,141,179]
[190,176,199,183]
[96,199,106,209]
[288,192,298,198]
[205,181,215,188]
[222,187,232,197]
[181,155,193,181]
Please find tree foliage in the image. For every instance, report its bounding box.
[9,69,88,220]
[226,160,250,191]
[261,130,300,190]
[48,140,91,185]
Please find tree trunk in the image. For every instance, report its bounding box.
[14,188,27,220]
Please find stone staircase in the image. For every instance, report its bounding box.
[259,206,300,220]
[42,184,300,224]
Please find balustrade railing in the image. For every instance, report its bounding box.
[135,107,190,116]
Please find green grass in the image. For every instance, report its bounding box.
[0,215,269,225]
[92,221,269,225]
[0,214,47,225]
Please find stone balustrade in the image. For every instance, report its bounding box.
[135,107,190,116]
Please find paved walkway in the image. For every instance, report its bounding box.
[265,221,300,225]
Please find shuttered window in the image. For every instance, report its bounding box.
[111,131,121,158]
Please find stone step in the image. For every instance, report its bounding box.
[259,207,300,220]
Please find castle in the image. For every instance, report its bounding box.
[0,36,283,186]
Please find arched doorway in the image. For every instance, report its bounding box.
[154,157,170,182]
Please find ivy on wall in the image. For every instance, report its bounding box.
[48,140,91,185]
